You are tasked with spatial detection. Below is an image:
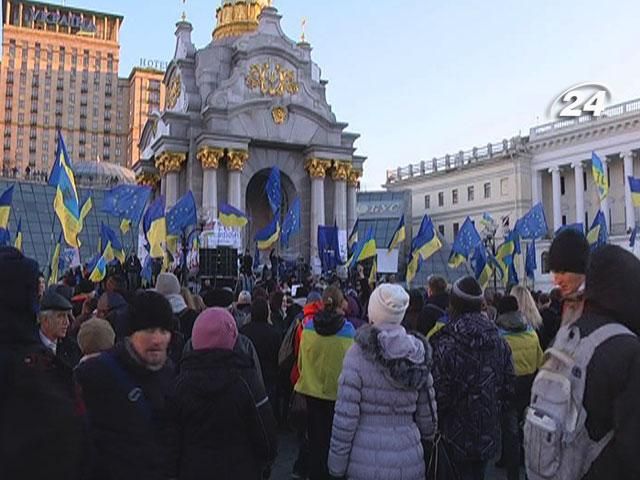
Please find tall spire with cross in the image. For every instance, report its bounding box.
[180,0,187,22]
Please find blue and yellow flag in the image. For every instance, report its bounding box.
[348,220,359,251]
[387,215,406,252]
[143,196,167,259]
[0,185,14,230]
[495,234,517,287]
[592,152,609,202]
[587,210,608,249]
[628,176,640,208]
[348,227,377,267]
[256,214,280,250]
[219,203,248,229]
[100,222,125,264]
[406,217,443,285]
[48,232,63,287]
[369,258,377,287]
[167,191,198,235]
[472,244,493,289]
[50,132,87,248]
[14,218,22,252]
[514,203,548,240]
[102,184,152,233]
[89,254,107,283]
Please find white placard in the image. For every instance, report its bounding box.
[376,248,399,274]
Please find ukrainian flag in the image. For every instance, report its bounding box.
[50,133,87,248]
[348,220,359,251]
[48,232,63,287]
[628,176,640,207]
[591,152,609,202]
[369,258,377,286]
[143,196,167,259]
[387,215,406,252]
[256,214,280,250]
[495,237,516,287]
[406,252,420,285]
[219,203,248,229]
[587,210,608,248]
[89,255,108,283]
[14,218,22,252]
[100,222,125,264]
[348,228,377,267]
[406,218,442,284]
[472,245,493,289]
[0,185,14,229]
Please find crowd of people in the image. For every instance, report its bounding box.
[1,227,640,480]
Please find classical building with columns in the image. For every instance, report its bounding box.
[386,97,640,291]
[134,1,364,268]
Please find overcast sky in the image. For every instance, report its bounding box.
[52,0,640,189]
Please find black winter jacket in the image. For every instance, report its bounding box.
[431,312,515,462]
[166,349,277,480]
[576,312,640,480]
[74,341,175,480]
[240,321,282,393]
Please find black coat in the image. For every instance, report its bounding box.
[417,293,449,336]
[240,321,282,392]
[166,349,277,480]
[75,341,175,480]
[576,313,640,480]
[1,311,85,480]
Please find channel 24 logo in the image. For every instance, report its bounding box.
[548,83,612,119]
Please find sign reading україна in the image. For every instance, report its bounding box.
[14,5,97,33]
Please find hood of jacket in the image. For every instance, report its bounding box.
[441,312,502,351]
[495,311,528,333]
[176,348,253,396]
[303,300,323,319]
[356,324,432,390]
[313,309,346,336]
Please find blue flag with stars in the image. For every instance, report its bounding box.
[515,203,548,239]
[281,197,301,248]
[102,185,152,228]
[451,217,482,258]
[167,191,198,235]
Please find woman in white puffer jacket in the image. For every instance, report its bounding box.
[328,284,438,480]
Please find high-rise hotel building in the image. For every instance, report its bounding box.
[0,0,165,172]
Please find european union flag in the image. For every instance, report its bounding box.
[525,239,537,279]
[448,217,482,266]
[318,225,341,272]
[515,203,548,239]
[281,197,301,248]
[102,184,152,229]
[266,167,282,214]
[592,152,609,202]
[167,191,198,235]
[587,210,608,249]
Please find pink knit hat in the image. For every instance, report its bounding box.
[192,307,238,351]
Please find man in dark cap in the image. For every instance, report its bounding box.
[75,290,176,480]
[548,228,590,327]
[39,289,82,368]
[568,245,640,479]
[0,247,85,480]
[430,276,515,479]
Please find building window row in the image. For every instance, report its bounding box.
[425,181,496,210]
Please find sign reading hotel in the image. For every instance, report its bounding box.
[14,6,97,33]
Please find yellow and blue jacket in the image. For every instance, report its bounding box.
[496,312,543,376]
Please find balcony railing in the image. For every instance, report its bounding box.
[386,136,525,185]
[530,98,640,140]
